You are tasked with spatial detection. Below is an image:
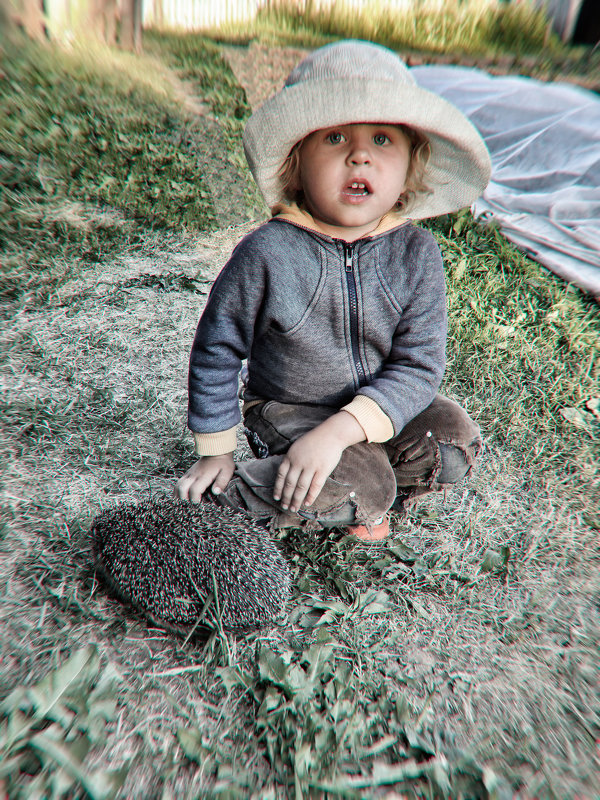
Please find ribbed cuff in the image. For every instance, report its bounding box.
[192,427,237,456]
[341,396,395,443]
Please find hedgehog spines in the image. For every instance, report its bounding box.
[92,497,291,632]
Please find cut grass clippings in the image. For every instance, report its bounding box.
[1,26,599,800]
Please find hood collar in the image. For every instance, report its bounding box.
[271,201,408,242]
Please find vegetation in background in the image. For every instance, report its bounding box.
[426,211,598,518]
[144,30,263,215]
[204,0,600,85]
[212,0,557,56]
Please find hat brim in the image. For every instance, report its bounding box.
[243,78,491,219]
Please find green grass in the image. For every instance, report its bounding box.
[1,26,599,800]
[144,30,263,216]
[426,211,599,517]
[0,646,130,798]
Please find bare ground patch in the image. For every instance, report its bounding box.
[223,43,309,110]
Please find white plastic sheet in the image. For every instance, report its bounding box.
[413,65,600,297]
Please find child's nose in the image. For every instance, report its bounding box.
[348,146,371,165]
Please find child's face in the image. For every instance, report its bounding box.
[298,123,411,240]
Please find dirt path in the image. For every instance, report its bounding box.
[223,43,309,109]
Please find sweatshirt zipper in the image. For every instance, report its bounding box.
[344,243,367,386]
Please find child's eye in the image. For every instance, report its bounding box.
[373,133,390,145]
[326,132,345,144]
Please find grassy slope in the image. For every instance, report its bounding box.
[0,33,253,306]
[1,22,599,800]
[428,212,598,516]
[143,29,264,216]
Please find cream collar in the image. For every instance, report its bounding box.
[271,201,408,241]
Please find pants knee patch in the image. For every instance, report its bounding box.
[436,439,481,485]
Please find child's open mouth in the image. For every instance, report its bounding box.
[342,180,372,201]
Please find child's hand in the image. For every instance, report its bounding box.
[273,411,366,513]
[174,453,235,503]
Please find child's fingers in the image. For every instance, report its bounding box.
[173,476,198,502]
[173,475,194,501]
[287,472,314,512]
[275,463,306,510]
[273,461,291,502]
[303,475,326,507]
[280,470,303,508]
[188,478,207,504]
[175,467,216,503]
[211,466,233,496]
[174,456,235,504]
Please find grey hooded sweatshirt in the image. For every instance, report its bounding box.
[188,216,447,445]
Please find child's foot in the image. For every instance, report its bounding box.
[347,515,390,541]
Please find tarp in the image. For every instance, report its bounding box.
[413,65,600,297]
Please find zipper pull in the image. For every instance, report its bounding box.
[344,243,353,272]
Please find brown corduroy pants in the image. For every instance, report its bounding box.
[217,395,482,529]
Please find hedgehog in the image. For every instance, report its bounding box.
[91,497,291,632]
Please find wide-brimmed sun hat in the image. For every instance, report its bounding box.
[243,40,492,219]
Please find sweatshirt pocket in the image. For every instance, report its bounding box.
[373,248,404,315]
[276,249,327,335]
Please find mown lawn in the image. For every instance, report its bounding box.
[1,20,598,800]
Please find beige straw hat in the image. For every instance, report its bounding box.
[243,40,492,219]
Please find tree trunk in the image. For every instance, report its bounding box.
[91,0,117,44]
[22,0,46,39]
[120,0,142,52]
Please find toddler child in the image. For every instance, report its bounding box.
[175,40,491,540]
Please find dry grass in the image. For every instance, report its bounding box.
[212,0,555,57]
